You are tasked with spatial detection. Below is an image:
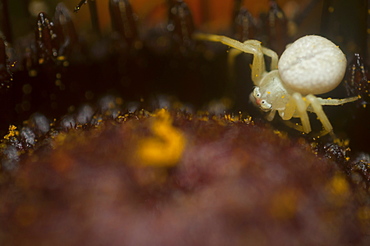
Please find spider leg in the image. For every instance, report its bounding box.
[278,94,311,133]
[292,93,311,133]
[279,96,296,120]
[317,96,358,105]
[227,48,244,81]
[266,109,277,121]
[227,44,278,82]
[306,94,333,136]
[193,33,266,85]
[261,47,278,71]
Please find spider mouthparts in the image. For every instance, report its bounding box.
[249,92,258,106]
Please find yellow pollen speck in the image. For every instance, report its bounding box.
[267,91,271,94]
[328,6,334,13]
[281,95,285,99]
[333,138,349,147]
[137,109,185,167]
[273,130,286,138]
[3,125,19,140]
[57,56,66,61]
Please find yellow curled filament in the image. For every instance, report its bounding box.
[137,109,185,167]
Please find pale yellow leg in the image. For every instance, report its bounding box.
[317,96,358,105]
[278,93,312,133]
[292,93,311,133]
[261,47,278,70]
[227,43,278,80]
[227,48,244,81]
[193,33,266,86]
[279,96,296,120]
[306,94,333,136]
[266,109,277,121]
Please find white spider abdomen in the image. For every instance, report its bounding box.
[278,35,347,95]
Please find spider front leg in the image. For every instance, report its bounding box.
[227,48,244,81]
[193,33,267,85]
[279,94,355,137]
[278,93,312,133]
[261,47,278,71]
[227,43,278,81]
[283,93,336,136]
[292,93,312,133]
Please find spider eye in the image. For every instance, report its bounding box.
[260,100,272,111]
[254,87,261,98]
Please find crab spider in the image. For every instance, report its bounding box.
[194,33,358,136]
